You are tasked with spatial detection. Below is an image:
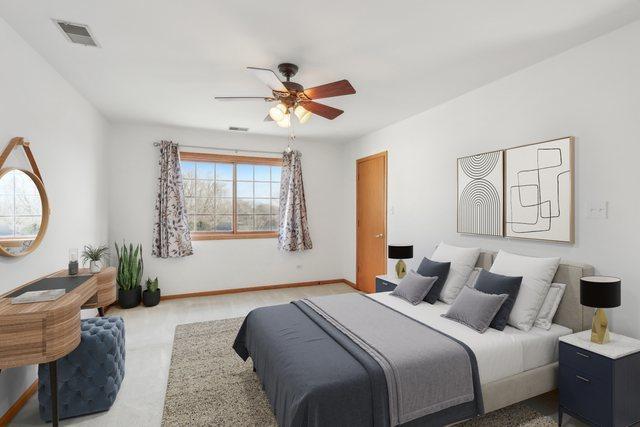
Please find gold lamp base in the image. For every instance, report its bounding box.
[395,259,407,279]
[591,308,610,344]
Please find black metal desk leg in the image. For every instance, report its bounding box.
[49,360,58,427]
[97,306,105,317]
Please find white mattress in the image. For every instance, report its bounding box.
[370,292,572,385]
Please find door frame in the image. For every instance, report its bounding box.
[356,151,388,291]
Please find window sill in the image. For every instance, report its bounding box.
[191,232,278,241]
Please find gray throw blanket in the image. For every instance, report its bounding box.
[302,293,478,426]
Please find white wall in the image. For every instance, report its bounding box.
[0,18,109,416]
[108,123,344,295]
[341,20,640,337]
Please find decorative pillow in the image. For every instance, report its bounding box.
[431,243,480,304]
[465,267,483,288]
[416,257,451,304]
[473,270,522,331]
[441,287,508,333]
[390,271,438,305]
[489,250,560,331]
[534,283,567,330]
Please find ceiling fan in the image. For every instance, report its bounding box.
[215,63,356,128]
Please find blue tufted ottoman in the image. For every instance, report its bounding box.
[38,316,125,422]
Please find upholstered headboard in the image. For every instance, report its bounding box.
[475,251,494,270]
[552,261,594,332]
[475,250,594,332]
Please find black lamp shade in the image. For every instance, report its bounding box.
[580,276,621,308]
[388,245,413,260]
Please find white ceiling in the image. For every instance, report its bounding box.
[2,1,640,142]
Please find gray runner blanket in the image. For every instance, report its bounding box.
[302,293,481,425]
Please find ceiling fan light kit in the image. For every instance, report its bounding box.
[215,63,356,127]
[269,103,287,122]
[276,113,291,128]
[294,105,312,124]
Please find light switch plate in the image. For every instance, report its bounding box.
[586,201,608,219]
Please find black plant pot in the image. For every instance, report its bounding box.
[143,289,161,307]
[118,286,141,309]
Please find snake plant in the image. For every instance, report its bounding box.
[114,241,144,291]
[146,277,159,293]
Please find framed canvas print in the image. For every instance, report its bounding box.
[504,136,574,243]
[457,150,503,236]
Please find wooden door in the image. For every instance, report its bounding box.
[356,152,387,293]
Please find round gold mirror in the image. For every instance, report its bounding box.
[0,168,50,257]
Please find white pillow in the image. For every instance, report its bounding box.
[489,250,560,331]
[431,242,480,304]
[465,267,483,288]
[534,283,566,330]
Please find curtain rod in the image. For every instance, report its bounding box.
[153,141,283,156]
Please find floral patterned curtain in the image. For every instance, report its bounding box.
[152,141,193,258]
[278,150,313,251]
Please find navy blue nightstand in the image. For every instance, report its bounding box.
[375,274,400,293]
[559,331,640,427]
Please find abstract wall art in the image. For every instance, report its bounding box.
[504,136,574,243]
[457,150,503,236]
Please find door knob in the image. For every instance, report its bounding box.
[375,233,383,238]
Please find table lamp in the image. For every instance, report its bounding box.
[388,244,413,279]
[580,276,621,344]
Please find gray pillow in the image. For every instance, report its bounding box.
[442,287,508,333]
[390,270,438,305]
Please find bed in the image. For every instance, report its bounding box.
[234,252,594,426]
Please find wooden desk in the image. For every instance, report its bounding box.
[0,267,116,426]
[51,267,117,316]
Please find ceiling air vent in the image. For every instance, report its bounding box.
[228,126,249,132]
[54,20,98,47]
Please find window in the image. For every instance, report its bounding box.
[180,152,282,240]
[0,170,43,244]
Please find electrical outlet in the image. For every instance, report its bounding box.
[587,201,608,219]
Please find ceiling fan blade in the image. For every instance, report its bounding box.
[299,101,344,120]
[302,80,355,100]
[264,114,274,122]
[247,67,288,93]
[214,96,275,102]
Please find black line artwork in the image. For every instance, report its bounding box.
[457,151,502,236]
[506,144,570,238]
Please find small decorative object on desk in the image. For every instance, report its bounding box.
[143,277,160,307]
[68,248,78,275]
[580,276,621,344]
[388,244,413,279]
[81,244,110,274]
[11,289,65,304]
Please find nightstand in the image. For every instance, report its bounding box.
[559,330,640,427]
[375,274,400,293]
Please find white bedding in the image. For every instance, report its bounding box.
[370,292,572,384]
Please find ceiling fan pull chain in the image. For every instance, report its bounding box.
[286,107,296,152]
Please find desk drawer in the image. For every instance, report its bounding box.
[560,342,612,381]
[560,364,612,426]
[375,278,397,293]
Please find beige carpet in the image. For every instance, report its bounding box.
[162,317,556,426]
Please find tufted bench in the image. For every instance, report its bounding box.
[38,316,125,422]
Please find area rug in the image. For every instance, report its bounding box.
[162,317,556,426]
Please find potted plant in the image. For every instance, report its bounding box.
[143,277,160,307]
[114,241,143,309]
[81,244,110,273]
